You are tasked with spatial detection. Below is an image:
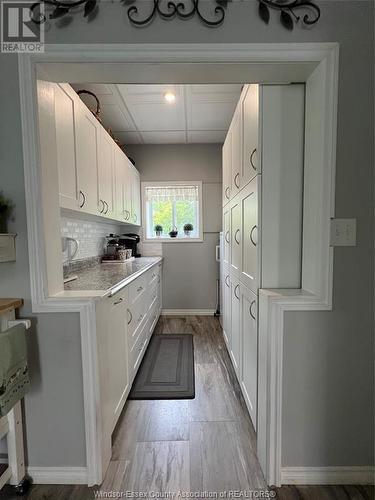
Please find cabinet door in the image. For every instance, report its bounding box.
[230,198,241,278]
[240,284,258,430]
[231,105,242,197]
[230,276,241,377]
[107,293,129,428]
[74,104,100,214]
[242,84,259,187]
[130,165,141,226]
[223,206,231,267]
[54,84,78,210]
[222,265,231,348]
[114,148,130,223]
[222,132,232,205]
[240,177,259,293]
[98,130,114,218]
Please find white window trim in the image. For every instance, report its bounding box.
[141,181,204,243]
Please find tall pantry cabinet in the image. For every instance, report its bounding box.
[221,84,305,431]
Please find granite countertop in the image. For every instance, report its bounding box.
[63,257,162,296]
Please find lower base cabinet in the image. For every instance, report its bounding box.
[95,260,162,479]
[240,283,258,430]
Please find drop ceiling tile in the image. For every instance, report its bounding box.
[118,84,182,103]
[141,131,186,144]
[187,131,226,144]
[100,104,136,132]
[114,131,143,145]
[189,101,237,131]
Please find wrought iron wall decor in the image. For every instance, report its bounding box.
[258,0,320,30]
[30,0,320,30]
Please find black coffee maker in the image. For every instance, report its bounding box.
[118,233,141,258]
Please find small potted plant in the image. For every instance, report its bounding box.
[169,226,178,238]
[154,224,163,237]
[0,191,15,234]
[183,223,194,237]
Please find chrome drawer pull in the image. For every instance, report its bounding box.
[250,148,257,171]
[225,186,230,199]
[127,309,133,325]
[113,297,123,305]
[225,275,230,287]
[137,286,143,293]
[249,300,256,320]
[234,284,240,300]
[250,225,257,246]
[99,199,105,213]
[225,230,230,243]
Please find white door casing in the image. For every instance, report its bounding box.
[18,43,338,487]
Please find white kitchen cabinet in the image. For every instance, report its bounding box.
[240,176,259,293]
[223,206,231,267]
[240,283,258,430]
[54,84,78,210]
[242,84,259,187]
[222,265,231,348]
[74,103,100,215]
[129,165,141,226]
[98,129,115,218]
[222,129,232,205]
[114,147,127,222]
[230,197,241,278]
[107,290,130,428]
[230,276,241,376]
[231,104,242,197]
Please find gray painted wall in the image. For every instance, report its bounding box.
[0,0,373,470]
[127,144,222,310]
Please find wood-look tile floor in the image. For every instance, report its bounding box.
[1,316,373,500]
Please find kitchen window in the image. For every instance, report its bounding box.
[142,181,203,241]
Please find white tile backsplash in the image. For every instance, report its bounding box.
[61,216,125,262]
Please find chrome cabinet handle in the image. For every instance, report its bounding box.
[99,199,105,213]
[250,225,257,246]
[234,173,240,188]
[225,230,230,243]
[249,300,256,320]
[79,190,86,208]
[225,187,230,199]
[127,309,132,325]
[104,201,109,214]
[250,148,257,171]
[113,297,123,306]
[234,229,240,245]
[137,286,143,293]
[225,275,230,287]
[234,284,240,300]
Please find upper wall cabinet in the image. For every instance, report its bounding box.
[74,102,100,215]
[54,84,79,211]
[54,83,141,226]
[242,85,260,186]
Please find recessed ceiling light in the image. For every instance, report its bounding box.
[164,92,176,103]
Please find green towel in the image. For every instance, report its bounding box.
[0,324,30,416]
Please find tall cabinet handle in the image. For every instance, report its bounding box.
[225,275,230,287]
[234,229,241,245]
[249,300,256,320]
[127,309,133,325]
[99,199,105,213]
[104,201,109,214]
[225,231,230,243]
[250,225,257,246]
[225,187,230,199]
[250,148,257,171]
[234,284,240,300]
[234,173,240,188]
[79,190,86,208]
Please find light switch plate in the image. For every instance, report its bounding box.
[330,219,356,247]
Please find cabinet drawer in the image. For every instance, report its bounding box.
[146,265,160,288]
[128,274,147,306]
[127,298,148,348]
[129,321,148,379]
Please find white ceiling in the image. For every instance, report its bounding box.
[71,83,242,145]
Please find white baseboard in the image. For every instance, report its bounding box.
[280,466,375,485]
[27,466,88,485]
[161,309,216,316]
